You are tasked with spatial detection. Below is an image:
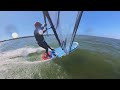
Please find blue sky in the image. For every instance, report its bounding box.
[79,11,120,39]
[0,11,43,41]
[0,11,120,41]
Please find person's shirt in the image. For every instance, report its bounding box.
[34,25,45,43]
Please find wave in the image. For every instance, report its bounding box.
[0,47,45,60]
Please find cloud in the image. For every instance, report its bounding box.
[83,27,95,35]
[4,24,19,37]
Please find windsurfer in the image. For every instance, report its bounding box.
[34,22,56,57]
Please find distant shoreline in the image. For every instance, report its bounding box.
[0,34,120,43]
[0,34,54,43]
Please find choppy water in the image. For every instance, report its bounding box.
[0,35,120,79]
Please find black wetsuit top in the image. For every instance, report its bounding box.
[34,26,51,50]
[34,28,44,44]
[34,27,56,56]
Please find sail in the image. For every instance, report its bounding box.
[44,11,83,54]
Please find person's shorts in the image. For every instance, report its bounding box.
[38,41,49,49]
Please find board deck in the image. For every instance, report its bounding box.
[41,42,79,60]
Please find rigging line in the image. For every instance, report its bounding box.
[56,11,60,29]
[69,11,83,52]
[43,11,61,47]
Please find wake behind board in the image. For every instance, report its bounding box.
[41,42,79,61]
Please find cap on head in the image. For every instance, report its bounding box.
[34,22,42,28]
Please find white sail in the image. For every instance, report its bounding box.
[47,11,83,54]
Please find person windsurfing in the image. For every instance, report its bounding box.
[34,22,56,58]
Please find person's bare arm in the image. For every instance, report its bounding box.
[43,23,47,27]
[42,23,47,33]
[41,23,47,29]
[43,30,47,33]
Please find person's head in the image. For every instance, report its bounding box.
[34,22,42,29]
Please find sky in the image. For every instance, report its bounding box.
[0,11,120,41]
[79,11,120,39]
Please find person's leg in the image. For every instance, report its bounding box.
[42,42,51,57]
[38,42,50,57]
[44,41,55,51]
[44,41,57,57]
[45,48,50,57]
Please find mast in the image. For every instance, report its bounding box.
[69,11,83,52]
[42,11,61,47]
